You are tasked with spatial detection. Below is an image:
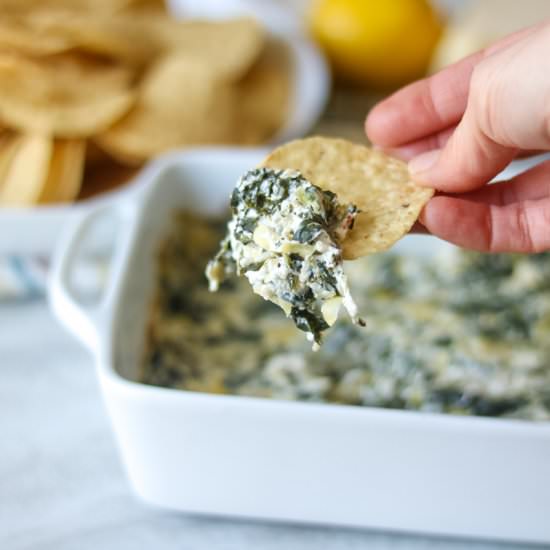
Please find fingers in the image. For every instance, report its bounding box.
[365,23,543,148]
[365,55,475,147]
[370,22,550,252]
[421,195,550,253]
[386,126,455,161]
[460,160,550,205]
[408,110,518,192]
[388,134,542,163]
[419,160,550,250]
[408,23,550,193]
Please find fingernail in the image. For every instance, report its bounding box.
[408,149,440,176]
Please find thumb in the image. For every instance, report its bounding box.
[408,108,517,193]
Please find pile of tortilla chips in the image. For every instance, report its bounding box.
[0,0,290,206]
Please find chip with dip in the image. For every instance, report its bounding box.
[206,136,433,347]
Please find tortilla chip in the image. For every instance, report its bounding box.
[23,11,158,66]
[157,17,265,81]
[95,54,235,163]
[121,0,166,13]
[0,134,53,206]
[0,0,138,14]
[0,14,72,56]
[261,137,434,259]
[0,54,135,137]
[0,131,21,185]
[236,39,291,144]
[38,139,85,203]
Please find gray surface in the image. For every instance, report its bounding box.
[0,300,547,550]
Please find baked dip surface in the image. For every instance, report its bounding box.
[142,212,550,421]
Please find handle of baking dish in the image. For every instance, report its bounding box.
[49,201,137,351]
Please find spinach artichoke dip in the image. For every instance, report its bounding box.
[206,167,364,348]
[143,212,550,421]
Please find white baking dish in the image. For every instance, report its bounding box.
[49,150,550,545]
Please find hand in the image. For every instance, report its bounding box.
[365,22,550,253]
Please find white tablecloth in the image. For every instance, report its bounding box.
[0,300,544,550]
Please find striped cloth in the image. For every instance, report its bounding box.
[0,257,48,300]
[0,256,108,301]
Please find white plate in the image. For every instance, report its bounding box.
[49,149,550,544]
[0,11,329,256]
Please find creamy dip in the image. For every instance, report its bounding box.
[206,167,363,348]
[143,212,550,421]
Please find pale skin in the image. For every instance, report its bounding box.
[365,21,550,253]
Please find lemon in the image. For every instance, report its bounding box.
[309,0,443,89]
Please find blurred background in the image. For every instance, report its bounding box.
[1,0,550,284]
[301,0,550,140]
[1,0,550,279]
